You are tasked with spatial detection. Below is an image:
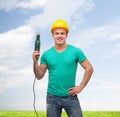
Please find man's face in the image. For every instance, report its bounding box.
[52,28,68,45]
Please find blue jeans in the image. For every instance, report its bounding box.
[47,94,83,117]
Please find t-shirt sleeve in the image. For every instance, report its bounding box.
[40,52,47,65]
[76,48,87,63]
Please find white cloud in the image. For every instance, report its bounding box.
[28,0,95,30]
[0,23,47,94]
[0,0,95,31]
[68,18,120,60]
[0,25,35,94]
[88,80,120,92]
[0,65,33,94]
[17,0,47,9]
[70,19,120,46]
[0,25,34,56]
[81,99,120,111]
[79,79,120,110]
[0,0,47,11]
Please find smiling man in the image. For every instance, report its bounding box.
[32,19,93,117]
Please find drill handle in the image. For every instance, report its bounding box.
[35,33,40,59]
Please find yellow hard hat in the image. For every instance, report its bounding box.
[50,19,69,33]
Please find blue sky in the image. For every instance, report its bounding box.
[0,0,120,111]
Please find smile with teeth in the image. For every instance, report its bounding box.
[57,38,63,41]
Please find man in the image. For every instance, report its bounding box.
[32,19,93,117]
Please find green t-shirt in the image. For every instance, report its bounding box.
[40,45,86,96]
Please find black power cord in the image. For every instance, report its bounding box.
[33,76,39,117]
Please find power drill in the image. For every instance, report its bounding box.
[34,33,40,59]
[33,33,40,117]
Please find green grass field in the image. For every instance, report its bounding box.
[0,111,120,117]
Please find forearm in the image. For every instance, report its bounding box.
[33,62,44,80]
[79,66,93,91]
